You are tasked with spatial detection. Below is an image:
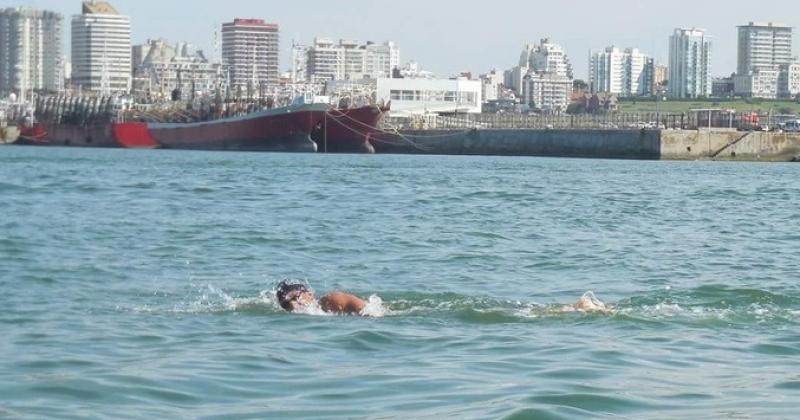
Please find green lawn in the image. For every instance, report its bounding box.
[619,99,800,115]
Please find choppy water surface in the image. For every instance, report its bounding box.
[1,146,799,419]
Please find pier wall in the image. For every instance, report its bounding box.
[373,128,800,161]
[373,129,661,160]
[661,129,800,161]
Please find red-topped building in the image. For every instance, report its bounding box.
[221,18,279,94]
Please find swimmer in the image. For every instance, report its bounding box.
[276,281,366,316]
[568,292,616,314]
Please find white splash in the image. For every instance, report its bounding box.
[360,295,388,318]
[567,291,616,314]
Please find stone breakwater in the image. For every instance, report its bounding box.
[372,128,800,162]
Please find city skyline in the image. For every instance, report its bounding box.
[11,0,800,79]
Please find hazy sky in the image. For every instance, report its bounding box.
[11,0,800,79]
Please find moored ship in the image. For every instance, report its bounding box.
[113,101,329,152]
[0,109,20,144]
[313,104,389,154]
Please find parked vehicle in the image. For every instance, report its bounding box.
[782,119,800,132]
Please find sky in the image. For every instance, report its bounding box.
[10,0,800,79]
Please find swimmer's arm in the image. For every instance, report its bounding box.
[320,292,366,315]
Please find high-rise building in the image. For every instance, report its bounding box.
[510,38,573,112]
[737,22,793,75]
[365,41,400,79]
[589,47,654,97]
[221,18,279,94]
[668,28,712,98]
[300,38,400,83]
[71,1,132,94]
[290,43,310,83]
[735,22,794,98]
[519,38,574,79]
[0,7,64,97]
[652,64,668,94]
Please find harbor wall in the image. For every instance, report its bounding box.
[661,129,800,161]
[373,129,661,160]
[373,128,800,161]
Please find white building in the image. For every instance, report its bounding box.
[0,7,64,96]
[735,22,794,98]
[737,22,793,75]
[397,61,435,79]
[589,47,654,97]
[508,39,573,112]
[365,41,400,78]
[376,77,482,115]
[668,28,712,99]
[519,38,574,78]
[480,69,504,102]
[290,43,310,83]
[779,63,800,98]
[221,18,279,94]
[131,39,226,100]
[504,65,529,95]
[299,38,400,83]
[734,67,780,99]
[522,73,572,112]
[71,1,131,94]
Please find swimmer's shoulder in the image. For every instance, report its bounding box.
[320,292,366,315]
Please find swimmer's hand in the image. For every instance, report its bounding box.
[572,292,616,314]
[319,292,367,316]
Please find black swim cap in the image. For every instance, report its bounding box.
[276,281,309,311]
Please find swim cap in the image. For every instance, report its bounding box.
[276,281,310,311]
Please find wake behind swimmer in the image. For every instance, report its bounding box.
[274,281,615,318]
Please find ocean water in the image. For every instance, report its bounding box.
[1,146,799,419]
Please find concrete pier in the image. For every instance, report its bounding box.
[373,128,800,162]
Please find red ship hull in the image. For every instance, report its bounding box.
[113,103,329,152]
[313,105,388,154]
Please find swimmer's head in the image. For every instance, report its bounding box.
[276,281,315,312]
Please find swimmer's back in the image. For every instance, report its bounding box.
[320,292,366,315]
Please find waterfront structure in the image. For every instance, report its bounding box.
[325,76,480,115]
[376,77,482,115]
[589,47,654,97]
[131,39,227,101]
[0,7,64,97]
[221,18,279,94]
[297,38,399,83]
[71,1,131,94]
[507,39,573,112]
[735,22,794,99]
